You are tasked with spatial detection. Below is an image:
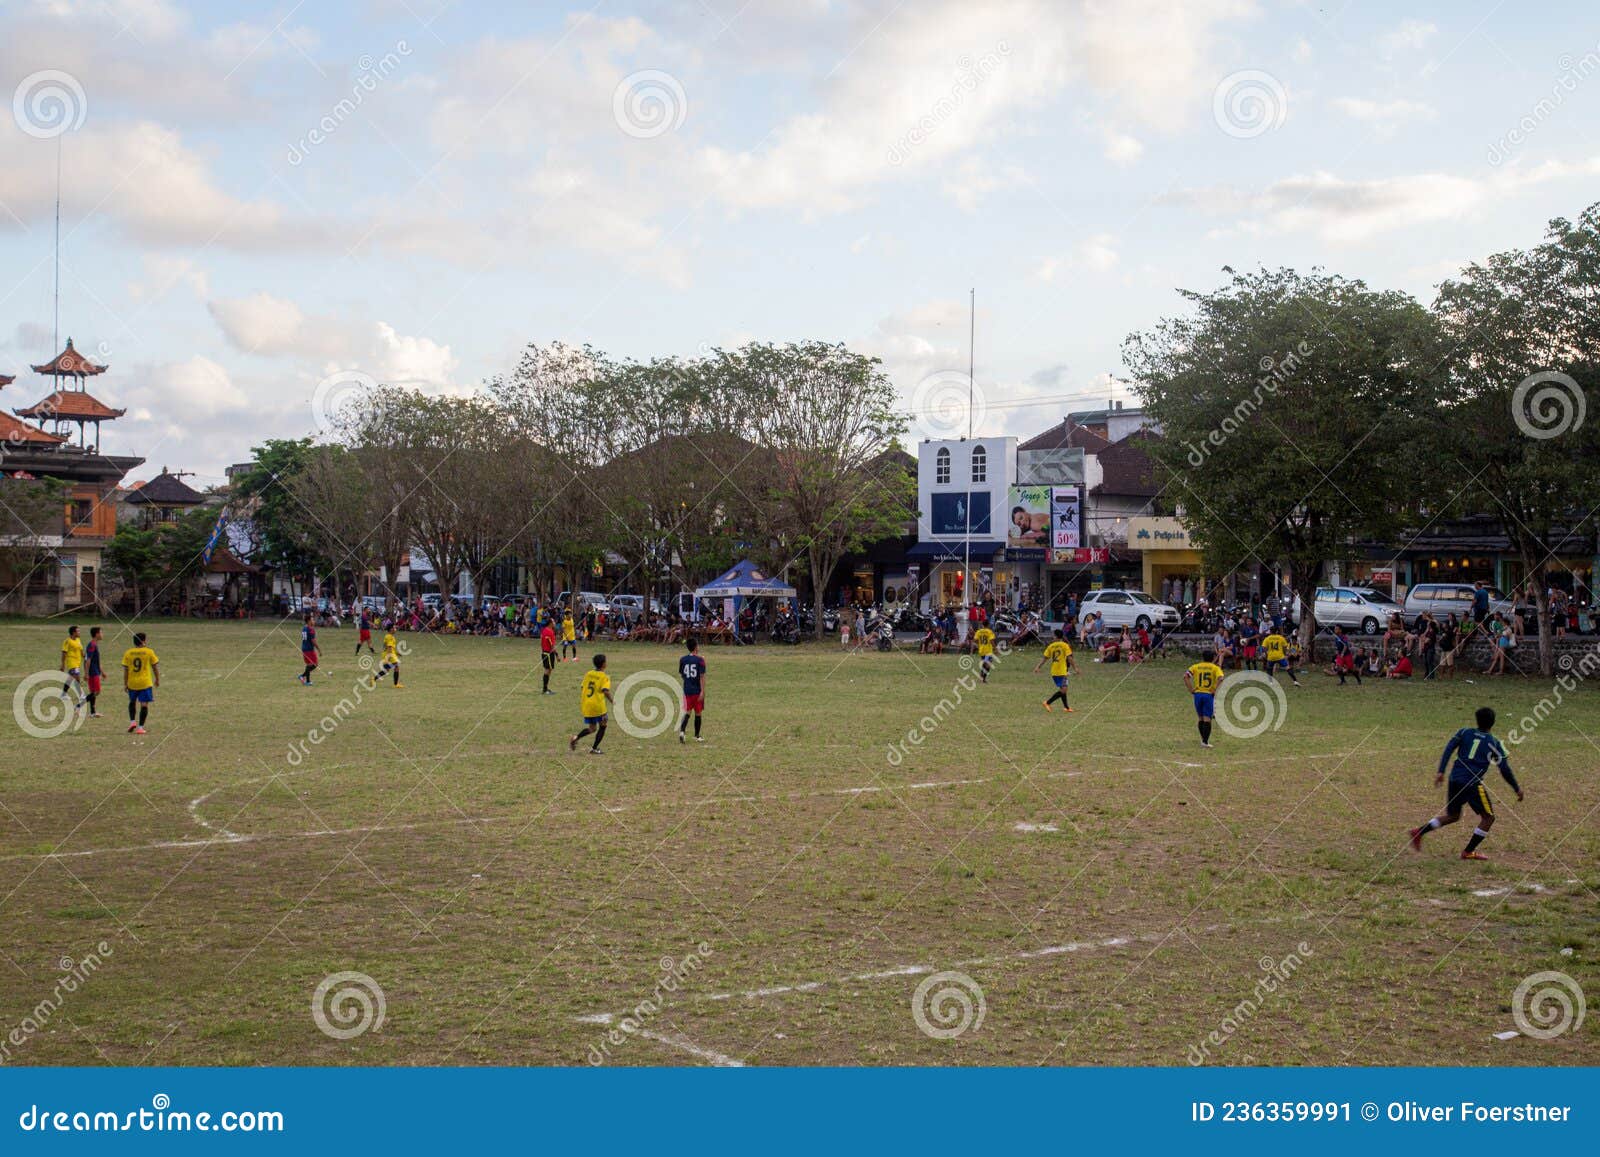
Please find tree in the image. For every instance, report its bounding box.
[234,438,329,589]
[738,342,913,637]
[1431,203,1600,676]
[0,475,67,612]
[1127,268,1445,645]
[103,524,164,614]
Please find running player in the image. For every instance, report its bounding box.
[299,613,320,685]
[1409,706,1523,860]
[1184,648,1225,748]
[569,654,612,755]
[539,617,558,695]
[121,632,159,735]
[356,607,375,656]
[1260,627,1300,687]
[1033,628,1077,712]
[59,624,86,711]
[561,609,578,662]
[677,637,707,743]
[973,622,997,683]
[371,628,403,688]
[84,626,104,717]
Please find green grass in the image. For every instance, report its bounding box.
[0,620,1595,1066]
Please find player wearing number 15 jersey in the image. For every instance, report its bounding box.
[1184,649,1225,748]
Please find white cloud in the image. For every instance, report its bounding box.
[1378,19,1438,61]
[1291,37,1312,64]
[1035,234,1120,280]
[942,159,1026,211]
[127,255,209,304]
[1332,96,1436,136]
[1102,129,1144,165]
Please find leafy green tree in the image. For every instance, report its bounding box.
[1127,268,1445,643]
[1432,203,1600,675]
[234,438,329,587]
[0,475,67,612]
[103,523,164,614]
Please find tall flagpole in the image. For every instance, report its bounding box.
[964,288,974,617]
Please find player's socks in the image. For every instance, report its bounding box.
[138,706,149,728]
[1198,720,1212,744]
[392,668,400,686]
[86,692,96,714]
[1463,827,1489,855]
[694,715,702,738]
[591,724,606,753]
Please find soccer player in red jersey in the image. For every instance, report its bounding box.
[539,618,558,695]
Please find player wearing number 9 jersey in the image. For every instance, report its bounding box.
[121,632,160,735]
[1410,706,1523,860]
[1184,649,1225,748]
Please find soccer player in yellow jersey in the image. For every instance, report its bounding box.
[59,624,86,710]
[371,629,403,688]
[1184,648,1226,747]
[561,610,578,662]
[1032,628,1077,712]
[569,653,613,755]
[121,631,160,735]
[973,624,997,683]
[1261,628,1302,687]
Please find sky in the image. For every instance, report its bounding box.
[1,0,1598,485]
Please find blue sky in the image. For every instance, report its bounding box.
[1,0,1598,482]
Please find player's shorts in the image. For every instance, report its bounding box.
[1447,777,1493,818]
[359,629,372,642]
[683,693,704,713]
[127,687,154,703]
[1052,674,1068,688]
[583,713,608,726]
[1440,649,1457,668]
[87,675,102,693]
[382,655,399,667]
[1241,645,1257,658]
[1193,692,1215,718]
[1266,656,1287,669]
[302,651,319,667]
[542,651,557,670]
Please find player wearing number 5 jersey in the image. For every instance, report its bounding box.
[1410,706,1523,860]
[1184,649,1225,748]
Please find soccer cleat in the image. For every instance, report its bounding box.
[589,748,604,756]
[132,726,147,735]
[695,736,705,743]
[1461,850,1489,861]
[1201,741,1213,748]
[127,722,138,733]
[89,712,103,719]
[1042,701,1053,712]
[569,736,579,752]
[1062,706,1075,713]
[679,732,686,744]
[393,682,405,688]
[1408,827,1425,852]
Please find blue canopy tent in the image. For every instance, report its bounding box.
[693,560,798,642]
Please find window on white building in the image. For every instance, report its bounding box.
[935,447,951,484]
[970,444,987,483]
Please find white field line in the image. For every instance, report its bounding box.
[575,1013,746,1067]
[0,750,1358,865]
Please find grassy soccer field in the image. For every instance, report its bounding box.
[0,619,1595,1067]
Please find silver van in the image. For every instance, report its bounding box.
[1403,583,1520,627]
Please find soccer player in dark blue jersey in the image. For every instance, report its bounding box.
[1410,706,1524,860]
[677,637,708,744]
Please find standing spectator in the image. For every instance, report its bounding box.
[1472,580,1490,626]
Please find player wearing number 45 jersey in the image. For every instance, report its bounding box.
[1410,706,1524,860]
[678,637,707,743]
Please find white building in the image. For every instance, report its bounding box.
[909,436,1016,609]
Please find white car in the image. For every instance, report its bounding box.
[610,594,662,620]
[1078,589,1181,631]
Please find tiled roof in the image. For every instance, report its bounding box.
[16,389,125,421]
[1019,418,1111,454]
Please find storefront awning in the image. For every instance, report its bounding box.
[906,540,1005,562]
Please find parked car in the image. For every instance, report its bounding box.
[556,589,611,615]
[1077,589,1181,631]
[1291,586,1402,635]
[419,593,444,611]
[1403,583,1527,628]
[610,594,662,621]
